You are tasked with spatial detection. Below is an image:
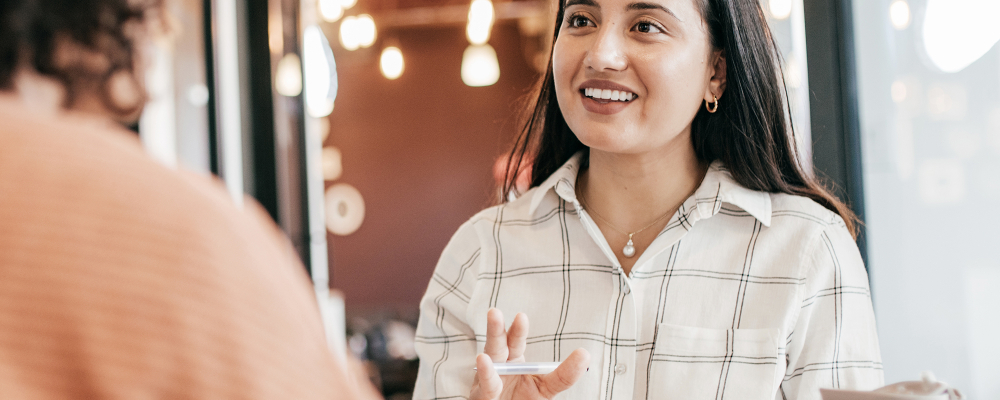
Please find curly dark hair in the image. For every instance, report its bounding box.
[0,0,163,117]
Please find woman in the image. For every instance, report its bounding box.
[414,0,882,398]
[0,1,379,398]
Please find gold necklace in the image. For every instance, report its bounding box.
[578,194,680,258]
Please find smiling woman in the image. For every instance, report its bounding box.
[413,0,883,399]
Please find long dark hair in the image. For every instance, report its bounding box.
[0,0,162,118]
[502,0,859,236]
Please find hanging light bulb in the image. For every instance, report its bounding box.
[355,14,377,48]
[461,44,500,87]
[380,47,404,80]
[340,16,360,50]
[466,0,495,45]
[319,0,344,22]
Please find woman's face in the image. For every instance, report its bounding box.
[552,0,724,155]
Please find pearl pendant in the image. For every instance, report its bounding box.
[623,237,636,258]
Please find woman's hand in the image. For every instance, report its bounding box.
[469,308,591,400]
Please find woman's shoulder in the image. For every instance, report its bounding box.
[765,192,854,245]
[769,192,845,225]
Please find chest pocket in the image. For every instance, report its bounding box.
[646,324,782,400]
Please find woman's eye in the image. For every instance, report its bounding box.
[634,21,662,33]
[568,15,593,28]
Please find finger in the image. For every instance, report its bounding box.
[538,348,591,398]
[506,313,529,362]
[475,353,504,399]
[483,308,509,362]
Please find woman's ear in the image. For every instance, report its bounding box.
[705,50,727,101]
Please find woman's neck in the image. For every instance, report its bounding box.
[578,138,708,232]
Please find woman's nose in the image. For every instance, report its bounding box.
[584,27,628,72]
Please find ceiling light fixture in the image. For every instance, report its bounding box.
[461,44,500,87]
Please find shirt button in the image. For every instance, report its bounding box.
[615,363,627,375]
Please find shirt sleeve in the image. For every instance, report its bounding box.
[780,220,884,400]
[413,220,483,400]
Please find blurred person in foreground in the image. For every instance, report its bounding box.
[0,0,380,398]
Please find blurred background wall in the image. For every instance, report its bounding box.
[323,23,541,309]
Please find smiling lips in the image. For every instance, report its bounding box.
[578,82,638,115]
[583,87,636,102]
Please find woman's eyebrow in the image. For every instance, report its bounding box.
[627,2,682,21]
[565,0,599,8]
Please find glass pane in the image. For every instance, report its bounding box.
[139,0,212,172]
[852,0,1000,396]
[762,0,813,162]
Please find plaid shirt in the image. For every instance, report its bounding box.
[414,154,883,400]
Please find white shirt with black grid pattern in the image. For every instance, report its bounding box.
[413,153,884,400]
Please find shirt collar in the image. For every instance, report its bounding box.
[527,152,772,227]
[528,152,585,214]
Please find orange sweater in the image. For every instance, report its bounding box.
[0,99,374,399]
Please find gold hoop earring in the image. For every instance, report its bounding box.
[705,95,719,113]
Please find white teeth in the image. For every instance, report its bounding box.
[583,88,636,102]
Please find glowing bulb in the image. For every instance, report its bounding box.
[355,15,377,48]
[380,47,404,80]
[467,0,495,45]
[275,53,302,97]
[890,0,910,30]
[769,0,792,20]
[339,0,357,10]
[319,0,343,22]
[339,16,359,51]
[303,25,338,118]
[461,44,500,87]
